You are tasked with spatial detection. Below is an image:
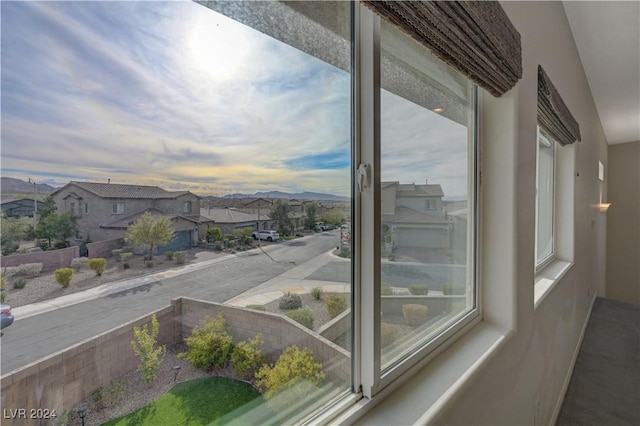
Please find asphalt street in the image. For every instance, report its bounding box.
[1,233,340,374]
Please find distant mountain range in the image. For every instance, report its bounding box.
[1,177,57,195]
[223,190,349,202]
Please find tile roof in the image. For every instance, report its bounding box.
[200,208,271,224]
[57,181,196,199]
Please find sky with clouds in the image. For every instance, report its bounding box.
[1,1,469,199]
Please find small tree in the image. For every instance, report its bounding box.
[126,212,175,261]
[270,201,292,235]
[321,208,345,228]
[206,227,223,242]
[35,213,77,249]
[130,314,165,385]
[38,196,57,219]
[233,227,254,248]
[1,215,32,255]
[304,202,318,229]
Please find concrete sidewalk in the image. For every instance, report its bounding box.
[12,245,350,319]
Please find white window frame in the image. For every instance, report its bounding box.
[535,126,556,271]
[84,202,89,215]
[353,5,481,400]
[183,201,192,214]
[112,202,124,215]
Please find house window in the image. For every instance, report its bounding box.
[84,203,89,215]
[425,199,435,210]
[69,202,75,214]
[535,127,556,269]
[112,202,124,215]
[183,201,191,214]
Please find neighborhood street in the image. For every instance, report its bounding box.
[1,233,345,374]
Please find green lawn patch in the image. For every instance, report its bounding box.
[102,377,265,426]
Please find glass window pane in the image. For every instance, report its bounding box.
[1,1,351,423]
[380,21,477,370]
[536,128,555,266]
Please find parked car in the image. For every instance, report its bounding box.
[1,304,14,331]
[252,230,280,242]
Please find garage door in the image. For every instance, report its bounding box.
[157,230,191,254]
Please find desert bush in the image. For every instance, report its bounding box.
[255,345,325,400]
[164,251,174,260]
[112,249,123,261]
[381,323,401,347]
[409,285,429,295]
[174,251,186,265]
[338,247,351,258]
[145,260,154,268]
[179,313,233,370]
[88,258,107,276]
[131,314,165,385]
[120,252,133,268]
[207,227,223,242]
[381,285,393,296]
[326,294,347,319]
[311,287,323,300]
[231,333,265,378]
[13,278,27,289]
[402,304,429,327]
[286,309,314,329]
[122,245,133,253]
[3,267,19,279]
[278,292,302,310]
[54,268,73,288]
[246,304,266,311]
[71,257,89,272]
[93,378,128,409]
[20,263,43,277]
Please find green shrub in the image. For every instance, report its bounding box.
[174,251,187,265]
[326,294,347,319]
[54,268,73,288]
[122,245,133,253]
[311,287,323,300]
[131,314,165,385]
[402,304,429,327]
[255,345,325,400]
[409,285,429,295]
[246,304,266,311]
[381,285,393,296]
[13,278,27,289]
[214,241,223,251]
[381,323,401,347]
[388,253,396,261]
[112,249,123,261]
[231,333,265,378]
[146,260,154,268]
[286,309,315,329]
[88,258,107,276]
[278,292,302,310]
[164,251,174,261]
[207,227,223,242]
[179,313,233,370]
[338,247,351,258]
[120,252,133,268]
[0,271,6,303]
[442,282,461,295]
[93,378,128,409]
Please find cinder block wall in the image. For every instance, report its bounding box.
[0,246,80,272]
[0,302,181,426]
[86,238,125,259]
[180,298,350,385]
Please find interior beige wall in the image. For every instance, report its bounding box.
[606,141,640,304]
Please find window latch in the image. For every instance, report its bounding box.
[357,163,371,193]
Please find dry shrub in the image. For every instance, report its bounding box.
[402,304,429,327]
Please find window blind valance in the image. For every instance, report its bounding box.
[538,65,581,146]
[361,0,522,97]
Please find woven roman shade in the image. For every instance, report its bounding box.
[361,0,522,97]
[538,65,581,146]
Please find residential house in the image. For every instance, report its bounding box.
[1,198,44,217]
[50,182,201,250]
[199,207,274,239]
[382,180,451,262]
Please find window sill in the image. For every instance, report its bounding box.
[332,322,513,425]
[534,259,573,309]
